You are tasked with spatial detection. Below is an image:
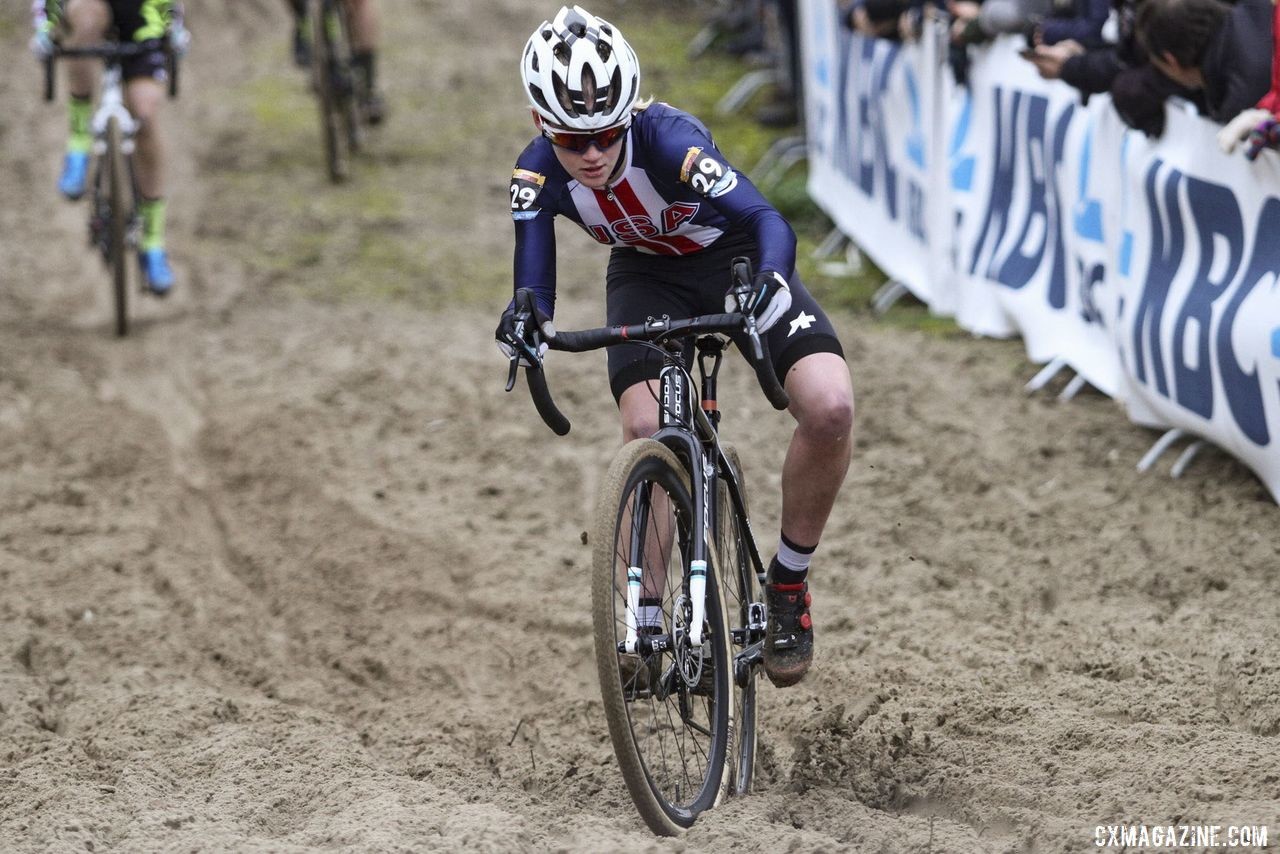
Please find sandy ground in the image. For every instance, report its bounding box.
[2,2,1278,852]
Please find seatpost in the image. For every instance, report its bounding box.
[697,336,725,429]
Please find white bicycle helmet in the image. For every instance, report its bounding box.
[521,5,641,131]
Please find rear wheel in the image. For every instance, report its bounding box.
[308,0,349,182]
[717,443,760,796]
[105,116,129,337]
[593,439,731,836]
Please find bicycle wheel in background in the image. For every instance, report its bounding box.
[717,442,759,796]
[105,115,129,337]
[308,0,348,182]
[592,439,731,836]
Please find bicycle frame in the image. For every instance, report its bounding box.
[635,335,768,653]
[92,65,139,151]
[89,64,142,252]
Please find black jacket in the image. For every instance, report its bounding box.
[1200,0,1274,122]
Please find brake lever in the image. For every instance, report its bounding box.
[504,353,520,392]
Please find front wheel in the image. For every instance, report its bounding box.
[105,116,129,337]
[308,0,349,182]
[593,439,731,836]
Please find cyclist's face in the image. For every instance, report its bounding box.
[536,114,625,189]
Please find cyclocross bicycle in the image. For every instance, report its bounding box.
[504,259,790,835]
[307,0,364,182]
[44,40,179,337]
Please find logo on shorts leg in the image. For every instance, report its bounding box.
[788,311,815,337]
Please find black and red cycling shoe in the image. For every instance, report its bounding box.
[763,559,813,687]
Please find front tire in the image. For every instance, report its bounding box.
[308,0,348,182]
[593,439,731,835]
[105,116,129,337]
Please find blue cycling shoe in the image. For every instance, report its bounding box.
[59,151,89,200]
[139,248,175,296]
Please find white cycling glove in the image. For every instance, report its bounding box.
[726,270,791,333]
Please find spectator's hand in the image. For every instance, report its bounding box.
[947,0,982,21]
[1217,107,1272,154]
[29,28,54,59]
[1024,40,1084,80]
[1245,117,1280,161]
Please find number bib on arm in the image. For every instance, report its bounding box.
[680,147,739,198]
[510,168,547,221]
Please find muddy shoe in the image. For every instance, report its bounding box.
[764,564,813,687]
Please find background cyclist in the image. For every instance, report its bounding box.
[283,0,386,124]
[496,5,855,688]
[32,0,180,294]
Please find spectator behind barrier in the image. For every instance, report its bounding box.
[1218,0,1280,158]
[1137,0,1273,124]
[1021,0,1197,138]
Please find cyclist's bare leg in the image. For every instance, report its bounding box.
[344,0,380,52]
[125,79,165,198]
[63,0,110,97]
[778,352,854,550]
[344,0,385,121]
[125,77,173,288]
[56,0,110,198]
[620,380,673,604]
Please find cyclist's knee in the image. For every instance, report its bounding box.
[126,81,164,122]
[619,381,660,442]
[64,0,110,41]
[786,354,854,443]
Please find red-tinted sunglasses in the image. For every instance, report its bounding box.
[542,121,629,153]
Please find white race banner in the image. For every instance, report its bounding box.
[796,15,1280,501]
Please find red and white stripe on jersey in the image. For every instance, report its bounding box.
[568,168,725,256]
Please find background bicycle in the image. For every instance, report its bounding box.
[503,261,789,834]
[43,37,180,337]
[305,0,365,183]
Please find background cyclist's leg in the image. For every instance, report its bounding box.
[125,74,173,292]
[58,0,111,199]
[345,0,385,122]
[284,0,307,67]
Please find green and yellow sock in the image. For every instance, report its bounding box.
[68,96,93,154]
[138,197,167,252]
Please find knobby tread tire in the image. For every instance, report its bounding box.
[308,0,347,182]
[592,439,731,836]
[717,442,758,797]
[106,116,129,337]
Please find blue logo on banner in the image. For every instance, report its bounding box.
[1274,327,1280,358]
[950,92,974,191]
[1074,121,1103,242]
[905,67,925,168]
[968,89,1074,308]
[1130,161,1277,445]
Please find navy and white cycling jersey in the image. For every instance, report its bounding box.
[510,102,796,317]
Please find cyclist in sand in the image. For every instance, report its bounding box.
[496,5,855,687]
[32,0,182,294]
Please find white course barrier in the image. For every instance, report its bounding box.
[799,1,1280,502]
